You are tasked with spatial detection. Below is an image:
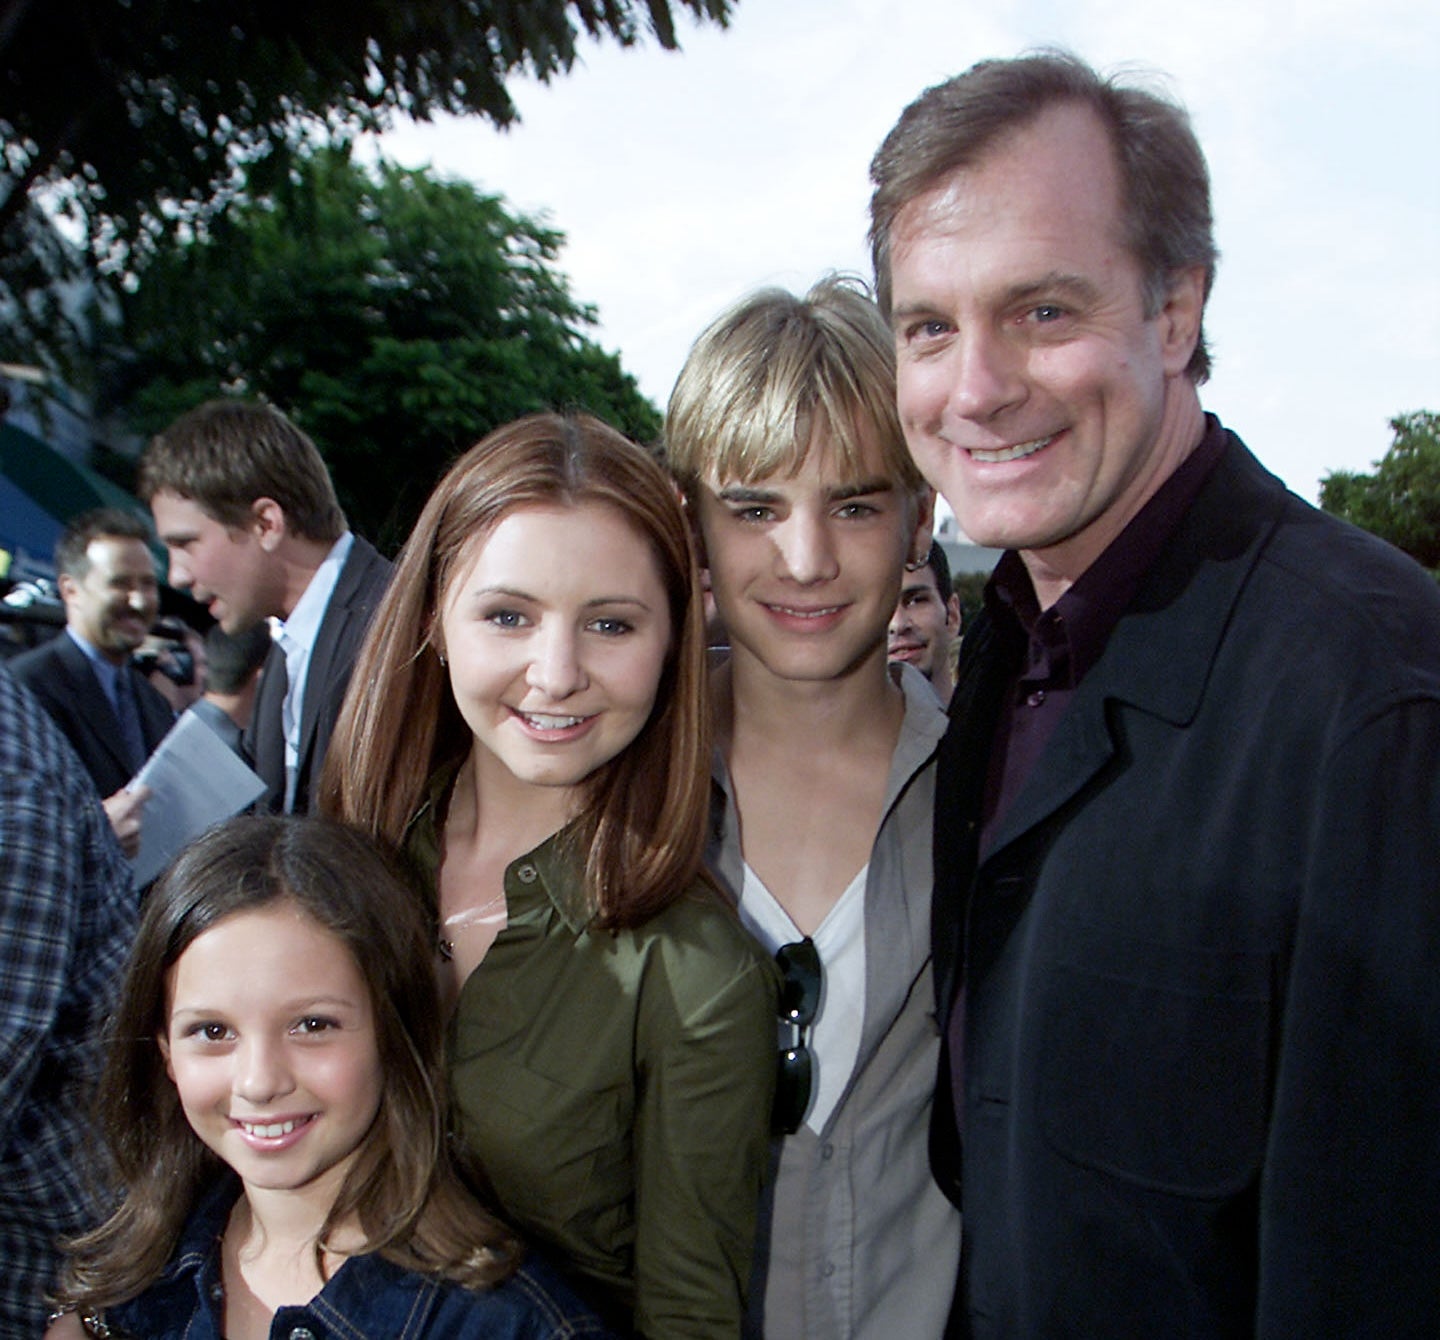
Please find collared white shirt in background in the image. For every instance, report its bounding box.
[274,531,352,813]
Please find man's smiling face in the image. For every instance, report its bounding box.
[888,101,1204,594]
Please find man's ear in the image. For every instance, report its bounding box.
[909,487,936,565]
[946,593,962,636]
[1159,266,1207,377]
[56,571,79,606]
[250,497,288,552]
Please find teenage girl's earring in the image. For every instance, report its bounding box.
[905,552,927,572]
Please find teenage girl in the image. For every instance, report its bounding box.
[46,814,611,1340]
[321,412,777,1337]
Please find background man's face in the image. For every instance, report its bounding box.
[887,101,1202,582]
[60,536,159,663]
[151,490,278,632]
[888,564,958,684]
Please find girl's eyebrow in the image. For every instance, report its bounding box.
[468,583,532,599]
[467,584,656,611]
[168,994,364,1018]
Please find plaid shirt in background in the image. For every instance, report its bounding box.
[0,665,136,1337]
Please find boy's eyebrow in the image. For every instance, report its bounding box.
[716,484,782,504]
[829,477,896,503]
[715,477,896,505]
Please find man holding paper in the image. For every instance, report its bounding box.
[10,509,172,856]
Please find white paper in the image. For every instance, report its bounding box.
[128,710,267,885]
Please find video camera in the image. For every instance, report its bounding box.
[132,617,198,687]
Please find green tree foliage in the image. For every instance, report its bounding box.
[112,146,661,549]
[951,570,990,630]
[0,0,729,242]
[1320,411,1440,574]
[0,0,730,375]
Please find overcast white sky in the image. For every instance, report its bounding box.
[375,0,1439,511]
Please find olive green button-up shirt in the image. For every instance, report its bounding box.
[407,791,778,1339]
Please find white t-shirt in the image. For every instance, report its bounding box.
[739,861,868,1134]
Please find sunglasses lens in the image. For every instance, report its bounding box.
[771,937,821,1134]
[776,938,821,1025]
[774,1045,813,1135]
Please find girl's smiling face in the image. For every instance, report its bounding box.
[159,900,383,1209]
[437,501,673,801]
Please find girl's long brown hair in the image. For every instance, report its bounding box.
[54,816,520,1314]
[320,412,711,928]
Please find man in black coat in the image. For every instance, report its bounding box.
[141,400,391,814]
[10,508,173,854]
[868,51,1440,1336]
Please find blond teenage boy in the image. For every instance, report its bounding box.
[665,276,961,1338]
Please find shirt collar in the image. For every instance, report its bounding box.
[66,625,120,675]
[154,1173,446,1337]
[65,626,128,704]
[407,761,593,937]
[987,413,1228,690]
[277,532,353,655]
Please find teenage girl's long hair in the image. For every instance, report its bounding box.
[320,412,711,928]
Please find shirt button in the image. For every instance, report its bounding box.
[821,1142,834,1160]
[289,1329,317,1340]
[822,1261,836,1278]
[517,863,538,884]
[1026,689,1047,707]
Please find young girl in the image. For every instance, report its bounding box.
[46,814,611,1340]
[321,412,777,1337]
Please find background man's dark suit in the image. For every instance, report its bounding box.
[10,631,174,799]
[933,433,1440,1336]
[246,534,391,814]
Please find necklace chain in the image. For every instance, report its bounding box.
[436,891,506,961]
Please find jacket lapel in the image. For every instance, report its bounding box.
[932,614,1019,1015]
[246,640,287,801]
[983,438,1289,862]
[55,634,134,778]
[297,538,373,766]
[129,664,177,754]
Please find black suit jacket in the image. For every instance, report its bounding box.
[934,431,1440,1337]
[10,629,174,798]
[246,534,392,814]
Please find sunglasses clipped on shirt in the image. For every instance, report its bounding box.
[773,936,821,1135]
